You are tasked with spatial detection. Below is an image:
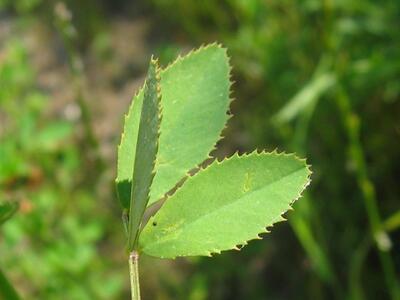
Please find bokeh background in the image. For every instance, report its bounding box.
[1,1,399,299]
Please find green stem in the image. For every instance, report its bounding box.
[289,87,338,288]
[129,251,141,300]
[348,237,371,300]
[336,87,400,299]
[0,268,20,300]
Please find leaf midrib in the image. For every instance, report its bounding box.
[143,165,307,248]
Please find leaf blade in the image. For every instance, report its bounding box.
[127,58,162,251]
[150,43,232,206]
[116,44,232,209]
[116,88,144,209]
[139,152,311,258]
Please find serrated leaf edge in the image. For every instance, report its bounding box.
[116,86,144,184]
[149,42,235,204]
[117,43,234,207]
[127,57,163,251]
[141,150,312,258]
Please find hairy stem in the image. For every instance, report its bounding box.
[129,251,141,300]
[0,268,20,300]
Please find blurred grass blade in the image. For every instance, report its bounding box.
[274,72,336,124]
[289,107,337,286]
[0,202,18,226]
[383,210,400,232]
[349,238,371,300]
[284,64,338,286]
[0,268,20,300]
[289,206,335,284]
[127,58,162,251]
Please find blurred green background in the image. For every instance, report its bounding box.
[0,0,399,299]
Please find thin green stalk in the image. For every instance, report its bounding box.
[129,251,141,300]
[290,92,338,287]
[0,268,20,300]
[275,73,338,289]
[349,237,371,300]
[336,87,400,299]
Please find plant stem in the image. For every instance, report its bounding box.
[129,251,141,300]
[288,89,338,288]
[348,237,371,300]
[336,87,400,299]
[0,268,20,300]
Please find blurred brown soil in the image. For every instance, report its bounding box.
[1,16,151,169]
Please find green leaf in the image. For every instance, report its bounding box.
[139,152,311,258]
[116,88,144,209]
[0,202,18,226]
[116,44,232,209]
[127,58,162,251]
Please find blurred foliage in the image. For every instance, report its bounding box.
[0,0,399,299]
[150,0,400,299]
[0,201,18,226]
[0,37,123,299]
